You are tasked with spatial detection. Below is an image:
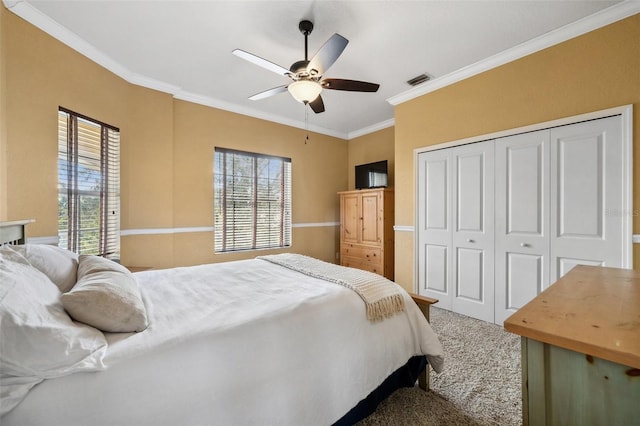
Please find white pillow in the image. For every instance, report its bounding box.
[61,255,149,333]
[0,246,108,415]
[12,244,79,292]
[77,253,130,276]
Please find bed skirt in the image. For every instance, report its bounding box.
[333,355,427,425]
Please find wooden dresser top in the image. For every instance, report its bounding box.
[504,265,640,369]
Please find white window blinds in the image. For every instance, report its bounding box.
[214,148,292,252]
[58,108,120,259]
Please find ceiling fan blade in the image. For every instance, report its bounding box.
[309,95,325,113]
[249,85,289,101]
[232,49,290,76]
[306,34,348,76]
[322,78,380,92]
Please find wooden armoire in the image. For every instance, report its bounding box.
[338,188,394,279]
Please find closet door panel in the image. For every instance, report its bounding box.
[451,141,494,322]
[425,158,448,230]
[506,144,545,235]
[557,257,603,277]
[550,116,624,281]
[556,134,602,238]
[456,247,484,302]
[417,150,453,309]
[425,245,448,293]
[495,130,550,325]
[506,253,543,310]
[456,154,484,232]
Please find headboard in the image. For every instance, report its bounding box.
[0,219,34,245]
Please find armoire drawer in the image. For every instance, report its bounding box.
[341,256,383,275]
[341,245,381,263]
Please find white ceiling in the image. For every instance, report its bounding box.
[6,0,633,139]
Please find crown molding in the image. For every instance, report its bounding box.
[4,0,131,77]
[2,0,20,8]
[7,0,635,139]
[3,0,351,140]
[127,73,182,96]
[387,1,640,106]
[347,118,395,139]
[173,90,348,140]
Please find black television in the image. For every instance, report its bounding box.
[355,160,388,189]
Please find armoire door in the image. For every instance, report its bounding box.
[494,130,550,325]
[340,193,360,245]
[450,141,495,323]
[549,116,625,279]
[360,191,382,245]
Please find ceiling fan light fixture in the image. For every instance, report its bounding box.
[288,80,322,103]
[234,21,378,114]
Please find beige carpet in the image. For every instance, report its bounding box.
[357,307,522,425]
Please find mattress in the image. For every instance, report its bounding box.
[2,258,443,425]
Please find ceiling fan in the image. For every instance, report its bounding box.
[232,20,379,114]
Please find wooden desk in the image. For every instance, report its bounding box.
[504,265,640,426]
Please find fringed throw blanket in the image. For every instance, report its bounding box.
[258,253,405,322]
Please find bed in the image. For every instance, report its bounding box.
[0,220,444,425]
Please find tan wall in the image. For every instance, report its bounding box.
[119,86,176,268]
[1,6,7,219]
[2,6,348,268]
[171,100,347,266]
[3,6,130,237]
[394,14,640,290]
[6,4,635,278]
[347,126,395,190]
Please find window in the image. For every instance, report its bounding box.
[214,148,292,252]
[58,108,120,259]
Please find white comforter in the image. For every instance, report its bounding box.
[3,258,443,426]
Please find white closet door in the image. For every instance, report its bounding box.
[494,130,550,325]
[416,111,629,326]
[550,116,625,280]
[451,141,495,322]
[417,148,453,310]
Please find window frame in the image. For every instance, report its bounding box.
[58,107,120,259]
[214,147,292,253]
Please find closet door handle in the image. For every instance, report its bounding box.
[520,243,530,248]
[467,239,475,243]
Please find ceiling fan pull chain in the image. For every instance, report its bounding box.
[305,106,309,144]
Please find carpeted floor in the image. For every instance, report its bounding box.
[357,307,522,425]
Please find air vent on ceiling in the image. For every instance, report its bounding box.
[406,73,432,86]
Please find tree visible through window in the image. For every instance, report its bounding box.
[214,148,292,252]
[58,108,120,259]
